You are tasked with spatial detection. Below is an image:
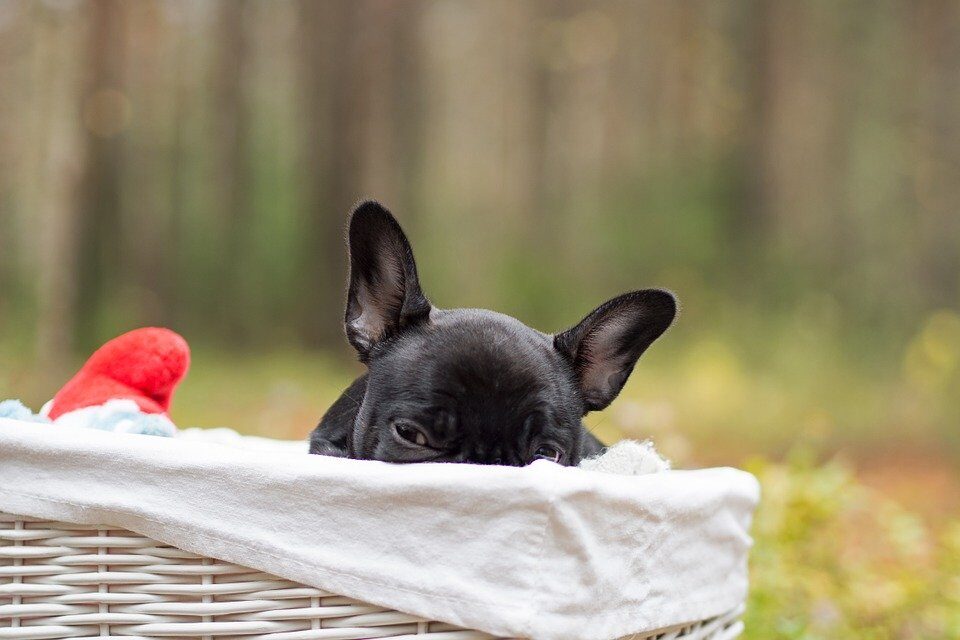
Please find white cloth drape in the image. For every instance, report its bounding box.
[0,419,758,640]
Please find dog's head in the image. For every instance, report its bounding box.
[344,201,676,466]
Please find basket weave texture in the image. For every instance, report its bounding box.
[1,512,743,640]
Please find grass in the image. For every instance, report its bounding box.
[745,454,960,639]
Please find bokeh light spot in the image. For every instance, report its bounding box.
[903,310,960,391]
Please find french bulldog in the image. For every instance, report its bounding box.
[309,201,676,466]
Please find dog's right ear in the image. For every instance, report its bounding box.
[344,201,431,359]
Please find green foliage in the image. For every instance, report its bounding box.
[744,454,960,639]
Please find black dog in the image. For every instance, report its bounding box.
[309,201,677,466]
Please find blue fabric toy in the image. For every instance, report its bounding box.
[0,398,176,437]
[0,399,51,423]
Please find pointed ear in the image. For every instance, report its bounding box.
[344,201,431,358]
[555,289,677,413]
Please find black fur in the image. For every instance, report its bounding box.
[310,201,677,466]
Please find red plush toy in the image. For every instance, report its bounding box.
[47,327,190,420]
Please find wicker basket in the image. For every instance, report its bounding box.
[1,512,744,640]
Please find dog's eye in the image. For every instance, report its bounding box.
[395,422,430,447]
[533,445,562,464]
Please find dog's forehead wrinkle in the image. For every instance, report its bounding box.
[433,308,551,337]
[389,311,554,373]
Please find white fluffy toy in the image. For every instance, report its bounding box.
[579,439,672,475]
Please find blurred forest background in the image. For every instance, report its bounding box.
[0,1,959,637]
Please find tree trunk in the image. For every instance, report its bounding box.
[31,3,87,376]
[76,0,127,350]
[296,0,367,348]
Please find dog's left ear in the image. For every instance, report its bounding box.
[555,289,677,413]
[344,201,431,359]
